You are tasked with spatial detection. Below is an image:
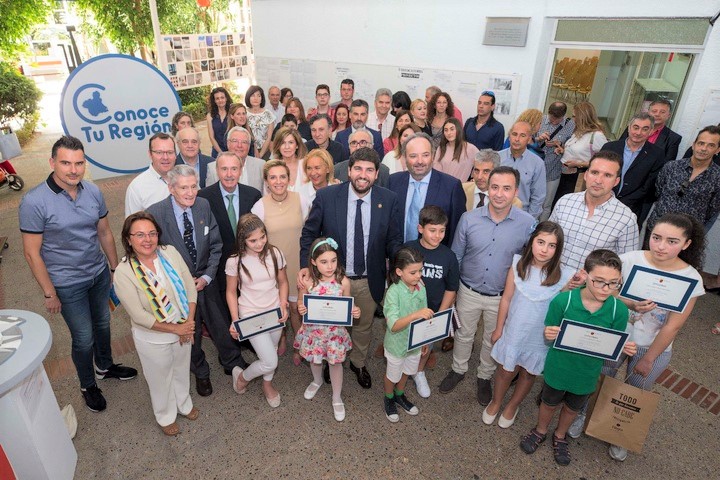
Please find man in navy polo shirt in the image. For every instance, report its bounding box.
[20,136,137,413]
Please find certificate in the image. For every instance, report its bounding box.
[620,265,698,313]
[233,307,283,340]
[303,295,353,327]
[407,308,454,351]
[553,319,629,361]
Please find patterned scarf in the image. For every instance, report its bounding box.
[131,251,189,324]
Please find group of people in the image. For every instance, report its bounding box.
[18,77,719,465]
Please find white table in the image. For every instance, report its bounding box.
[0,309,77,480]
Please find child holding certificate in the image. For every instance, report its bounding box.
[382,247,434,423]
[226,214,289,409]
[604,213,705,462]
[520,249,637,466]
[484,221,574,428]
[295,237,359,422]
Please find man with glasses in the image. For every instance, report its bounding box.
[333,129,390,187]
[549,150,639,437]
[306,84,335,122]
[334,99,384,159]
[147,165,248,397]
[175,127,213,188]
[125,132,177,216]
[206,127,265,192]
[21,135,137,413]
[464,91,505,152]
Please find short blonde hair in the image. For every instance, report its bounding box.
[262,159,290,180]
[304,148,335,184]
[516,109,543,133]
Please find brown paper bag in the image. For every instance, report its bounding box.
[585,375,660,453]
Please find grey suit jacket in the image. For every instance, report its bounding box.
[205,155,266,193]
[334,160,390,188]
[146,196,223,281]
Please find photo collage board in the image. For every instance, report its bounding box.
[161,33,252,90]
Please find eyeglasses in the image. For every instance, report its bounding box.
[129,231,159,240]
[677,179,690,197]
[349,140,370,147]
[480,90,496,98]
[228,139,251,145]
[588,276,622,290]
[151,150,175,157]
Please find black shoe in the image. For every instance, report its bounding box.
[95,363,137,381]
[439,370,465,394]
[384,396,399,422]
[394,393,419,415]
[374,306,384,319]
[196,377,213,396]
[552,434,571,466]
[82,385,107,412]
[349,362,372,389]
[323,362,331,384]
[477,378,492,406]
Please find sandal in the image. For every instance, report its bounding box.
[520,428,547,454]
[552,434,571,466]
[160,422,179,436]
[183,407,199,421]
[712,323,720,335]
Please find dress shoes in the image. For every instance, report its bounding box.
[349,362,372,389]
[195,377,213,397]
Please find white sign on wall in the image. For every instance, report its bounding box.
[60,54,181,179]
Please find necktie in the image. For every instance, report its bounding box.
[353,199,365,276]
[476,192,485,209]
[405,182,422,241]
[226,193,237,235]
[183,212,197,266]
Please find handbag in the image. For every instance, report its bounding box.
[0,132,21,160]
[585,374,660,453]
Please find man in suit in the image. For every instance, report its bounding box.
[206,127,265,192]
[388,133,466,245]
[334,99,384,159]
[300,147,403,389]
[604,113,665,225]
[147,165,248,397]
[197,152,262,294]
[175,127,213,188]
[334,129,390,187]
[306,114,344,164]
[621,99,682,162]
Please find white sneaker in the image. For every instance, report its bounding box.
[413,372,431,398]
[609,444,628,461]
[567,412,586,439]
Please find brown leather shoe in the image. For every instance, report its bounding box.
[441,337,454,352]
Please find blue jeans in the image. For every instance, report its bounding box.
[55,266,113,388]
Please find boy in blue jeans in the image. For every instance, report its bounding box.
[403,206,460,397]
[520,249,637,466]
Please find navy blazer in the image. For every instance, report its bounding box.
[604,139,665,223]
[334,127,384,160]
[197,181,262,292]
[387,169,467,246]
[621,125,682,162]
[146,196,222,280]
[175,153,214,189]
[300,183,403,304]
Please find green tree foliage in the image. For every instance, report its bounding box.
[0,0,55,59]
[0,62,43,126]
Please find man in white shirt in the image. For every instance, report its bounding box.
[206,127,265,192]
[125,132,176,216]
[365,88,395,140]
[267,86,284,122]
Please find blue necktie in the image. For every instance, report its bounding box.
[405,182,422,241]
[353,199,365,276]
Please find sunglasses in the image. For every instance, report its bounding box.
[480,90,496,98]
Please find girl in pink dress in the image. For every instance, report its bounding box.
[295,237,360,421]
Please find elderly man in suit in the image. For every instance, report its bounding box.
[388,132,466,245]
[175,127,213,188]
[334,129,390,187]
[334,99,384,159]
[147,165,248,397]
[206,127,265,192]
[603,113,665,225]
[300,147,403,389]
[620,99,682,162]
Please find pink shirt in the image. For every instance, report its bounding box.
[306,106,335,122]
[225,247,286,317]
[647,126,663,144]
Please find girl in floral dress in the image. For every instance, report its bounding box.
[295,237,360,422]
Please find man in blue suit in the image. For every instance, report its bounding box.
[388,133,466,245]
[175,127,214,188]
[334,99,384,159]
[300,147,403,389]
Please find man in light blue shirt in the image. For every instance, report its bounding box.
[499,122,546,219]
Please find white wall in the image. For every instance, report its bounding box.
[251,0,720,152]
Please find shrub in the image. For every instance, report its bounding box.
[0,61,42,127]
